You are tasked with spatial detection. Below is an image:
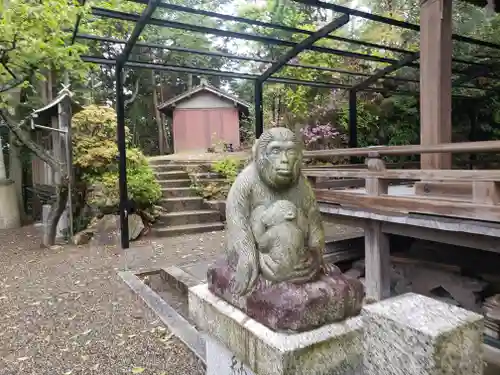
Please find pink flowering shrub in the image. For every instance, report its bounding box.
[300,122,342,150]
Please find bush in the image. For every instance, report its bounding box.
[211,157,242,184]
[72,105,161,214]
[88,165,161,210]
[300,122,342,151]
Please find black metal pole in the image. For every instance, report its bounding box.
[114,0,161,249]
[257,14,349,83]
[352,52,419,91]
[115,63,129,249]
[255,80,264,138]
[348,90,358,149]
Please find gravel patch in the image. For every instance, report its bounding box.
[0,222,358,375]
[0,227,225,375]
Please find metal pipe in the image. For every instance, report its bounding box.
[80,55,473,98]
[125,0,485,67]
[115,63,129,249]
[77,34,489,90]
[119,0,162,62]
[31,124,68,133]
[257,14,350,83]
[254,81,264,137]
[78,33,410,82]
[290,0,500,50]
[348,90,357,149]
[352,52,420,91]
[91,7,397,65]
[70,0,88,44]
[114,0,161,249]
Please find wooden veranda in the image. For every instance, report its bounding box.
[303,0,500,362]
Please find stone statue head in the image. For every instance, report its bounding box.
[253,127,302,190]
[261,200,298,227]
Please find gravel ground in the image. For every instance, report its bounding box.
[0,226,226,375]
[0,223,358,375]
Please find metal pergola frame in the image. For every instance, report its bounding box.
[71,0,500,249]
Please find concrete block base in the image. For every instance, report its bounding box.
[362,293,484,375]
[206,336,255,375]
[189,284,363,375]
[0,180,20,229]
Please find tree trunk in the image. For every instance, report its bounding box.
[151,70,164,155]
[43,181,68,247]
[9,131,24,222]
[0,111,68,246]
[0,135,6,180]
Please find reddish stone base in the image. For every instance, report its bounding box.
[207,258,364,332]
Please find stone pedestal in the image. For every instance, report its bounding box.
[0,180,20,229]
[189,284,363,375]
[362,293,484,375]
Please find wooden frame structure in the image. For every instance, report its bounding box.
[305,141,500,302]
[72,0,500,248]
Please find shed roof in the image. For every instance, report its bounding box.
[31,88,83,128]
[157,80,250,115]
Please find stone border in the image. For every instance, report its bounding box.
[160,266,202,295]
[118,270,206,364]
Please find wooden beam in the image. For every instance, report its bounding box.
[381,222,500,254]
[420,0,453,169]
[305,168,500,181]
[314,189,500,222]
[472,181,500,205]
[414,181,472,199]
[319,202,500,238]
[314,178,365,189]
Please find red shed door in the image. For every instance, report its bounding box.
[172,108,240,153]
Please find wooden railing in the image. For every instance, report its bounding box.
[304,140,500,223]
[303,140,500,158]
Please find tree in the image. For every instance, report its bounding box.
[0,0,91,245]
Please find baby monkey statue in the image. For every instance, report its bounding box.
[207,127,364,332]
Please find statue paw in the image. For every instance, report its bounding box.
[322,263,341,276]
[232,255,259,296]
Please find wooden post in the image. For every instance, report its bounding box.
[420,0,453,169]
[365,152,391,302]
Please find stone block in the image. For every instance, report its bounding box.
[0,180,21,229]
[362,293,484,375]
[189,284,363,375]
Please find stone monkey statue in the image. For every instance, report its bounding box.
[224,127,326,296]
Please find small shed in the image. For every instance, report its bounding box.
[30,89,82,187]
[158,79,250,153]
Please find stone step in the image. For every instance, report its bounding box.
[154,170,189,180]
[158,179,191,188]
[161,187,197,198]
[191,172,222,179]
[156,210,220,226]
[152,222,225,237]
[160,196,204,211]
[149,159,211,167]
[150,164,186,172]
[191,178,227,185]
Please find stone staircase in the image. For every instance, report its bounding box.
[149,160,225,237]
